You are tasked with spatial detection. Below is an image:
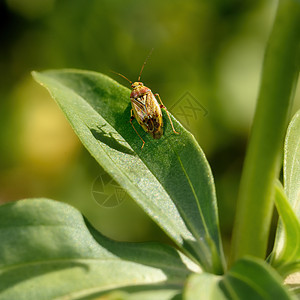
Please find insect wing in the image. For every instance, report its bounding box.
[144,92,163,138]
[131,95,148,124]
[145,92,161,117]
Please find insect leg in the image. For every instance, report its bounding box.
[130,109,146,149]
[154,93,180,135]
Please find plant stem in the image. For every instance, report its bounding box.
[230,0,300,265]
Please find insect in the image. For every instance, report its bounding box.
[113,52,180,149]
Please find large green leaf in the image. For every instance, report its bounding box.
[32,69,225,273]
[0,198,196,300]
[183,257,295,299]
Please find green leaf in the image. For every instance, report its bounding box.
[32,69,225,273]
[284,109,300,217]
[183,273,225,300]
[270,182,300,276]
[184,257,295,299]
[0,198,195,300]
[270,110,300,276]
[222,257,295,300]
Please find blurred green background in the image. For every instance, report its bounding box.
[1,0,299,257]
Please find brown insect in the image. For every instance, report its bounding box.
[113,51,179,149]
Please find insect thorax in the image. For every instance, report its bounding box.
[130,84,151,100]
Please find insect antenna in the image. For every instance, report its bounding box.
[138,48,154,81]
[110,70,132,85]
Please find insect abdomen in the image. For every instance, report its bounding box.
[144,115,163,139]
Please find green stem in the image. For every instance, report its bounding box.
[230,0,300,265]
